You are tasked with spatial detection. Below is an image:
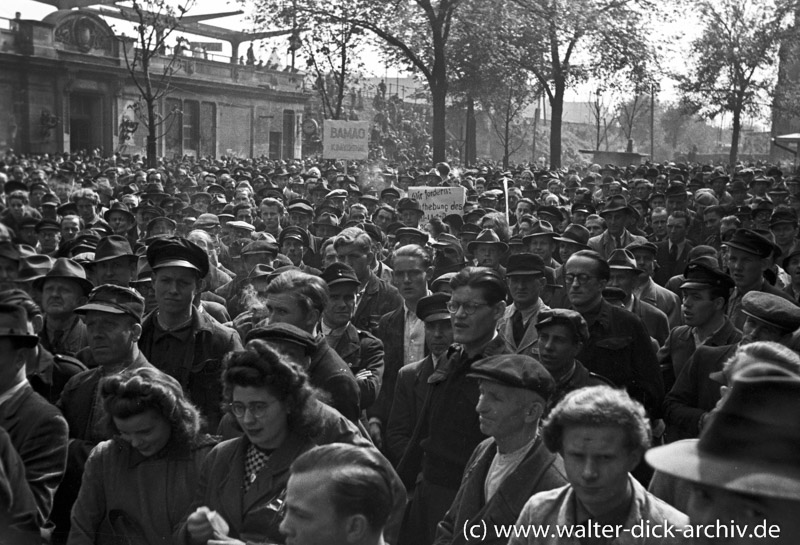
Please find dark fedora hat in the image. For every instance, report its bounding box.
[16,254,54,283]
[467,229,509,254]
[32,257,93,294]
[554,224,590,249]
[91,235,137,265]
[0,303,39,348]
[722,228,774,258]
[522,220,557,245]
[598,195,633,216]
[103,202,135,223]
[646,363,800,501]
[607,249,643,274]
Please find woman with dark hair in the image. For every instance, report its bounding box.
[179,340,325,545]
[68,367,217,545]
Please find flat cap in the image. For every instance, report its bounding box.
[396,227,429,246]
[625,240,658,256]
[321,262,360,287]
[741,291,800,332]
[146,236,209,278]
[722,229,773,258]
[75,284,145,322]
[415,292,450,322]
[467,354,555,399]
[535,308,590,343]
[241,240,279,256]
[681,258,734,291]
[505,253,545,277]
[397,198,422,213]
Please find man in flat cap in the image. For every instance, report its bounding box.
[535,308,611,405]
[724,228,795,330]
[648,363,800,544]
[434,354,567,545]
[385,293,453,466]
[138,237,243,430]
[50,284,155,541]
[510,386,687,545]
[0,303,68,531]
[278,226,321,275]
[657,257,741,393]
[497,253,549,357]
[664,290,800,442]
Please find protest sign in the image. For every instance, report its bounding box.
[407,186,465,224]
[323,120,370,160]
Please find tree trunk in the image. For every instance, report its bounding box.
[503,93,511,169]
[430,80,447,163]
[730,104,741,168]
[549,80,565,169]
[466,97,476,166]
[147,98,157,168]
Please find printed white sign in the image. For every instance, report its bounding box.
[323,120,370,160]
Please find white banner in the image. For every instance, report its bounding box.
[323,120,370,160]
[408,186,466,224]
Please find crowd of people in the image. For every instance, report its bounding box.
[0,150,798,545]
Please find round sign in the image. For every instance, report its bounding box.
[302,118,318,136]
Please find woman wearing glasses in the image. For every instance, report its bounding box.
[180,340,325,545]
[68,367,217,545]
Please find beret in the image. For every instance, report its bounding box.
[741,291,800,333]
[467,354,555,399]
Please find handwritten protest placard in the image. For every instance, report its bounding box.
[407,186,465,224]
[323,120,370,160]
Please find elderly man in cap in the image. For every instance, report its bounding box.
[657,257,740,393]
[588,195,649,259]
[648,363,800,544]
[434,354,567,545]
[724,228,795,330]
[663,290,800,442]
[385,293,453,465]
[398,267,509,545]
[397,198,424,229]
[261,269,361,422]
[563,250,663,423]
[320,262,384,412]
[535,308,611,405]
[138,237,242,430]
[498,253,549,357]
[333,227,402,333]
[50,285,155,541]
[509,386,688,545]
[607,249,670,346]
[0,303,68,530]
[34,258,93,358]
[36,219,62,256]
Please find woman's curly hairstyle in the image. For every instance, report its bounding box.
[100,367,204,448]
[222,340,324,436]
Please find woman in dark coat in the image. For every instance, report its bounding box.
[68,367,217,545]
[180,340,326,545]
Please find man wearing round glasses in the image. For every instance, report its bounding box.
[564,250,664,430]
[399,267,509,545]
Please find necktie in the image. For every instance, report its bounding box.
[669,243,678,262]
[512,310,526,345]
[614,235,623,249]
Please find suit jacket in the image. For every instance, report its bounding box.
[653,240,694,286]
[587,229,648,260]
[433,437,568,545]
[0,382,68,527]
[0,426,39,543]
[352,272,403,333]
[637,277,683,329]
[663,343,738,441]
[630,296,670,346]
[308,338,361,423]
[385,354,439,466]
[496,301,550,357]
[329,323,385,410]
[369,306,406,427]
[657,318,741,390]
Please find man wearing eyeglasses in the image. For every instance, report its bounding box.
[564,250,664,429]
[398,267,510,545]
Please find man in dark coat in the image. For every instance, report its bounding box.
[0,304,68,529]
[386,293,453,466]
[653,211,694,286]
[433,354,568,545]
[138,237,243,431]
